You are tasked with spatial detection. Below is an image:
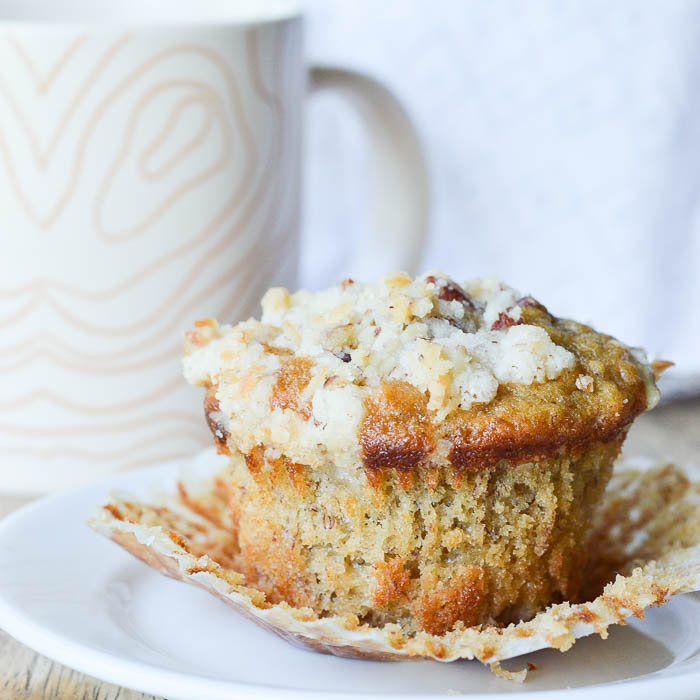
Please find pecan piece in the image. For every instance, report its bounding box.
[490,311,523,331]
[425,275,483,333]
[323,375,339,388]
[425,275,482,312]
[516,295,549,313]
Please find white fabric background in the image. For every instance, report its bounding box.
[302,0,700,387]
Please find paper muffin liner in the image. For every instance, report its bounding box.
[89,457,700,681]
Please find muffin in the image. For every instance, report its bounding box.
[183,272,659,635]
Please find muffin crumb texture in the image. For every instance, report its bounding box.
[227,439,620,634]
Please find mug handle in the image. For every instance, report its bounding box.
[309,66,429,279]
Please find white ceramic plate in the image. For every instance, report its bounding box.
[1,450,700,700]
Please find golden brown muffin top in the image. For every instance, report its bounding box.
[360,301,657,478]
[183,272,659,478]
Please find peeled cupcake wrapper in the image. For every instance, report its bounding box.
[89,457,700,682]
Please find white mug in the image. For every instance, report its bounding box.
[0,0,428,493]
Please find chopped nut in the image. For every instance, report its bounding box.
[183,330,208,352]
[384,271,412,289]
[576,374,595,392]
[184,319,220,355]
[490,312,523,331]
[426,275,483,333]
[282,321,302,344]
[323,375,338,388]
[516,295,549,313]
[261,287,291,312]
[323,324,355,352]
[239,365,265,395]
[425,275,482,311]
[260,342,293,356]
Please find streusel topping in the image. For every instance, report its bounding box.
[183,272,588,466]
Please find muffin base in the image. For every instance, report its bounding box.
[229,438,623,635]
[90,455,700,679]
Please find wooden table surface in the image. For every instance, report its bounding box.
[1,396,699,699]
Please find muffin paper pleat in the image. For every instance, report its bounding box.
[89,457,700,680]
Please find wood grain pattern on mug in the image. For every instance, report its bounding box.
[0,23,303,490]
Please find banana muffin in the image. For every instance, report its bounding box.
[183,272,659,635]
